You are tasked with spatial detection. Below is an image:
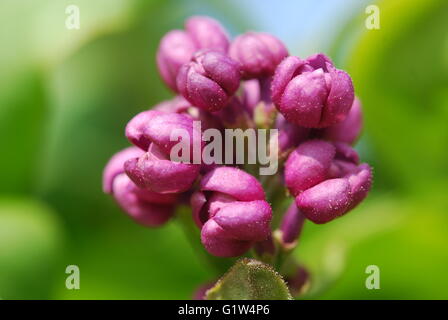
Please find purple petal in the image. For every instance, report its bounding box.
[279,69,329,127]
[177,50,241,112]
[242,79,261,114]
[279,202,305,245]
[347,163,372,210]
[320,67,354,127]
[177,63,229,112]
[306,53,333,72]
[191,191,208,228]
[296,178,352,224]
[145,112,203,159]
[321,97,363,144]
[285,140,335,196]
[103,146,144,194]
[334,142,360,164]
[124,144,200,194]
[201,219,252,257]
[212,200,272,241]
[185,16,230,52]
[156,30,197,91]
[125,110,163,151]
[271,56,308,106]
[196,50,241,95]
[229,32,287,79]
[112,174,174,227]
[200,167,265,201]
[132,187,178,205]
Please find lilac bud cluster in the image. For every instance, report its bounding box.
[103,16,372,259]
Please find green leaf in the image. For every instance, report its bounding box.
[0,196,64,299]
[206,258,292,300]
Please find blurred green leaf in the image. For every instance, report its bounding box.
[52,219,214,299]
[206,258,292,300]
[0,70,48,194]
[0,197,64,299]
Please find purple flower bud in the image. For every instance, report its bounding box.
[320,96,363,144]
[271,54,354,128]
[285,140,372,224]
[112,174,175,226]
[126,110,203,159]
[241,79,261,115]
[155,96,225,132]
[125,143,200,194]
[285,140,335,196]
[279,203,305,246]
[229,32,288,79]
[125,110,163,151]
[125,107,203,194]
[296,178,352,224]
[191,167,272,257]
[156,30,198,91]
[102,146,144,194]
[177,50,241,112]
[103,147,176,227]
[276,113,310,154]
[286,266,310,296]
[253,235,276,257]
[185,16,230,52]
[199,166,265,202]
[157,16,231,91]
[346,163,372,210]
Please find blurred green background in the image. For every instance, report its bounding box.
[0,0,447,299]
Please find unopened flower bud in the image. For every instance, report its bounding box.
[241,79,261,114]
[177,50,241,112]
[126,110,203,158]
[185,16,230,52]
[229,32,288,79]
[125,144,200,194]
[157,17,230,92]
[103,147,176,226]
[272,54,354,128]
[191,167,272,257]
[285,140,372,224]
[102,146,143,194]
[279,203,305,246]
[125,111,202,193]
[112,174,175,226]
[156,30,198,91]
[320,96,363,144]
